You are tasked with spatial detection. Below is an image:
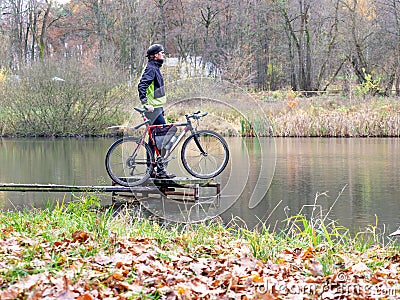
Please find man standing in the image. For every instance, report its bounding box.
[138,44,166,123]
[138,44,175,178]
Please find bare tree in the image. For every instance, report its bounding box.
[376,0,400,95]
[153,0,172,49]
[2,0,400,95]
[9,0,25,67]
[274,0,313,92]
[85,0,116,62]
[32,0,52,59]
[198,0,221,67]
[313,0,343,91]
[339,0,379,91]
[115,0,143,74]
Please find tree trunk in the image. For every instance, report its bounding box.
[38,0,52,59]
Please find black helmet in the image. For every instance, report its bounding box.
[146,44,164,57]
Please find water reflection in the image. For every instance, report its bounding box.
[224,138,400,232]
[0,138,112,208]
[0,137,399,232]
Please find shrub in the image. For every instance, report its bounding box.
[1,59,132,136]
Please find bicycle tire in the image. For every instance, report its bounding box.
[105,137,154,186]
[181,130,229,179]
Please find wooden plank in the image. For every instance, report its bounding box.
[135,177,215,188]
[0,183,158,193]
[124,177,214,186]
[160,177,213,184]
[0,178,219,199]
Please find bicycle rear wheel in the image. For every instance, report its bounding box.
[105,137,154,186]
[181,130,229,179]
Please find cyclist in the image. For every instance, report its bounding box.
[138,43,176,179]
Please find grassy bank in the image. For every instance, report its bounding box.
[267,96,400,138]
[0,196,399,299]
[164,95,400,138]
[1,61,400,138]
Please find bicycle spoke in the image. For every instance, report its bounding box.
[105,137,153,186]
[181,130,229,179]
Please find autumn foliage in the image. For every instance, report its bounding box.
[0,197,399,299]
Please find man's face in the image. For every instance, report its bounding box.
[154,50,165,60]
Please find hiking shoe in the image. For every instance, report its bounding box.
[155,170,176,179]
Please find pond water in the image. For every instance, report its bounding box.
[0,137,398,233]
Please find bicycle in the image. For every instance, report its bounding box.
[105,107,229,187]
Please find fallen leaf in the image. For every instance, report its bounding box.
[351,262,370,274]
[77,293,94,300]
[307,259,324,276]
[112,270,125,280]
[0,289,19,300]
[72,230,90,243]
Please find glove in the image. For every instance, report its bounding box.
[144,104,154,112]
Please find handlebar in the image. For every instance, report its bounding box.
[185,111,208,120]
[133,107,208,123]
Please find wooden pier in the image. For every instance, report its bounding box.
[0,177,220,202]
[0,183,156,193]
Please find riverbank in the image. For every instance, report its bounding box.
[267,96,400,137]
[167,95,400,138]
[1,93,400,138]
[0,196,399,299]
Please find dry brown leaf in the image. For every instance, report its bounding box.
[112,270,125,280]
[137,252,155,263]
[307,259,324,277]
[72,230,90,243]
[0,289,19,300]
[302,247,316,259]
[58,288,79,299]
[136,263,155,275]
[253,292,277,299]
[93,252,112,265]
[189,280,212,294]
[117,282,144,293]
[292,248,302,257]
[351,262,370,275]
[77,293,95,300]
[251,273,264,283]
[189,261,208,276]
[370,274,381,284]
[113,252,134,266]
[177,255,193,266]
[177,285,191,299]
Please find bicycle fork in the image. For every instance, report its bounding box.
[193,133,207,155]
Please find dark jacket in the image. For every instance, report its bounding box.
[138,60,166,108]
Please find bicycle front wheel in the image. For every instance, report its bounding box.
[181,130,229,179]
[105,137,154,186]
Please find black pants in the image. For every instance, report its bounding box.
[145,107,166,171]
[145,107,166,126]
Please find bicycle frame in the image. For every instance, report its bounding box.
[146,121,191,159]
[133,114,201,164]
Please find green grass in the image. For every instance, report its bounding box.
[0,195,398,264]
[0,195,399,298]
